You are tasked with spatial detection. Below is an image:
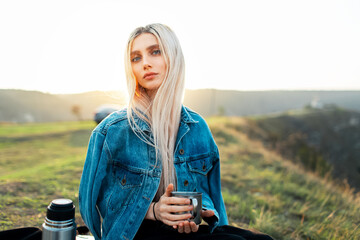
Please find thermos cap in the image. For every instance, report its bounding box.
[46,198,75,221]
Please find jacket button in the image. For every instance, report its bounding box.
[121,178,126,186]
[179,149,184,155]
[184,180,189,186]
[202,165,207,171]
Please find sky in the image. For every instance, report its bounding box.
[0,0,359,94]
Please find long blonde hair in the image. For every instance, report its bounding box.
[124,23,185,198]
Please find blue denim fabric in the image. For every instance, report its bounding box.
[79,106,228,240]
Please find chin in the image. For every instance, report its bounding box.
[144,83,162,91]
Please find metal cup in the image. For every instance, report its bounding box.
[42,198,77,240]
[171,191,202,225]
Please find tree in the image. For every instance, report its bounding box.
[71,105,82,121]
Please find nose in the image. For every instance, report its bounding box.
[143,64,151,70]
[142,56,151,70]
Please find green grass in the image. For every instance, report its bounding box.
[1,118,360,239]
[209,117,360,240]
[0,121,94,138]
[0,121,95,229]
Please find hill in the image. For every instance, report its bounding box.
[184,89,360,116]
[242,107,360,191]
[1,89,360,122]
[0,89,126,122]
[0,119,359,239]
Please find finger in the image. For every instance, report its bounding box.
[163,212,192,222]
[164,197,191,205]
[190,222,198,232]
[177,222,184,233]
[184,221,191,234]
[162,219,188,227]
[201,210,215,218]
[165,183,174,197]
[166,204,193,213]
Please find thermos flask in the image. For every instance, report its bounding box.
[42,199,77,240]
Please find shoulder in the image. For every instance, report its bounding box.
[182,106,219,155]
[93,108,129,135]
[182,106,212,135]
[183,106,208,126]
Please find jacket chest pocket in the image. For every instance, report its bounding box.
[187,156,213,176]
[108,167,144,213]
[186,156,214,189]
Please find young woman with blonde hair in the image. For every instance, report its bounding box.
[79,23,273,240]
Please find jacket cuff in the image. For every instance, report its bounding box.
[202,197,219,233]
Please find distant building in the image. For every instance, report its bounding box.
[310,97,323,109]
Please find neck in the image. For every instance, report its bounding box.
[145,88,157,100]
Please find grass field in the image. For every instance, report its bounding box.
[0,119,359,239]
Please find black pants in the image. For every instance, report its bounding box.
[0,227,42,240]
[134,220,274,240]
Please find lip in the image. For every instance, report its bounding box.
[143,72,158,79]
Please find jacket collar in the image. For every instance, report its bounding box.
[180,105,198,124]
[132,105,198,133]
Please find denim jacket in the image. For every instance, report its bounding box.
[79,105,228,240]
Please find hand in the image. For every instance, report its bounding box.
[176,221,198,234]
[154,184,193,226]
[174,209,215,234]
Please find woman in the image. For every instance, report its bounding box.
[79,23,273,240]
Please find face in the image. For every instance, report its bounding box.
[130,33,167,95]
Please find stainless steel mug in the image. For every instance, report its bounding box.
[42,199,77,240]
[171,191,202,225]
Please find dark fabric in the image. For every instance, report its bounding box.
[0,227,42,240]
[77,225,90,235]
[0,226,90,240]
[134,220,274,240]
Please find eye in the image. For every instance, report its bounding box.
[152,49,161,55]
[131,56,141,62]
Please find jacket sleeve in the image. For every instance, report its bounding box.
[205,140,229,232]
[79,130,108,240]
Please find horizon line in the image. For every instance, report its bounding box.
[1,87,360,95]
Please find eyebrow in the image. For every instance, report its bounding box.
[130,44,160,56]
